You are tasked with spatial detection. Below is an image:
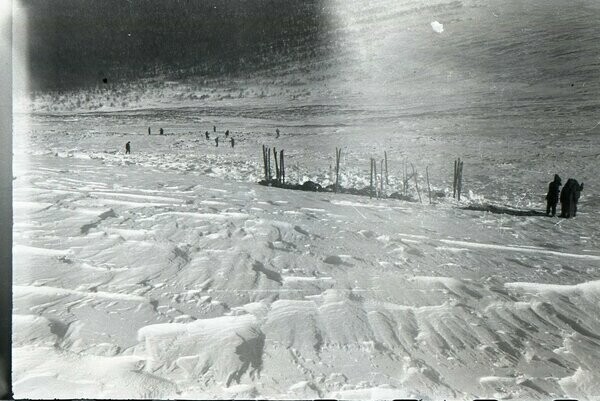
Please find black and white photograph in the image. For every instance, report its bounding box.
[8,0,600,399]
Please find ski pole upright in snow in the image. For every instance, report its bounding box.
[373,159,378,199]
[262,145,267,182]
[403,158,408,195]
[280,150,285,184]
[268,147,272,183]
[412,163,422,203]
[380,159,384,197]
[273,147,280,184]
[384,151,389,185]
[402,159,406,196]
[262,145,272,183]
[370,158,373,198]
[335,147,342,193]
[457,160,464,201]
[369,158,374,198]
[264,146,268,182]
[453,159,458,198]
[426,165,432,204]
[338,147,342,192]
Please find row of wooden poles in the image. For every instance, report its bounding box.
[262,144,464,204]
[262,145,285,184]
[453,157,464,201]
[368,151,433,203]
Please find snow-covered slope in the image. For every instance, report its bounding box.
[24,0,600,137]
[12,116,600,399]
[13,0,600,398]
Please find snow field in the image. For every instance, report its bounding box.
[12,135,600,398]
[12,0,600,396]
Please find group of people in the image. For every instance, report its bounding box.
[212,128,234,148]
[127,125,238,154]
[147,127,164,135]
[546,174,584,218]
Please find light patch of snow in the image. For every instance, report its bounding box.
[13,245,70,256]
[440,239,600,261]
[431,20,444,33]
[505,279,600,295]
[558,367,600,399]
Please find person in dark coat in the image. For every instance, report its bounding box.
[573,182,584,217]
[213,125,216,132]
[159,128,164,135]
[125,141,131,154]
[276,128,280,138]
[148,127,151,135]
[215,137,219,147]
[546,174,561,216]
[230,137,234,148]
[560,178,584,218]
[205,131,210,140]
[225,130,229,138]
[560,179,574,218]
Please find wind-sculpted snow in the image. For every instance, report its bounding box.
[13,136,600,398]
[138,314,264,386]
[12,0,600,394]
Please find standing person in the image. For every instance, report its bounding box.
[225,130,229,138]
[560,179,576,218]
[205,131,210,140]
[148,127,151,135]
[230,137,235,148]
[545,174,561,216]
[125,141,131,154]
[159,128,164,135]
[276,128,280,138]
[215,137,219,147]
[573,181,584,217]
[213,125,216,133]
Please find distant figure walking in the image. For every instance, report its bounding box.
[276,128,280,138]
[560,178,584,218]
[213,125,216,133]
[545,174,561,216]
[205,131,210,140]
[215,137,219,147]
[125,141,131,154]
[225,130,229,138]
[159,128,164,135]
[148,127,151,135]
[230,137,235,148]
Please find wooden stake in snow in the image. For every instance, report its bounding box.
[280,150,285,184]
[268,148,272,182]
[411,163,422,203]
[403,158,408,195]
[263,145,272,183]
[273,147,280,183]
[380,159,384,197]
[370,158,374,198]
[453,157,464,200]
[426,165,432,204]
[453,159,458,198]
[457,160,464,201]
[335,147,342,193]
[262,145,269,182]
[373,159,379,199]
[384,151,389,185]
